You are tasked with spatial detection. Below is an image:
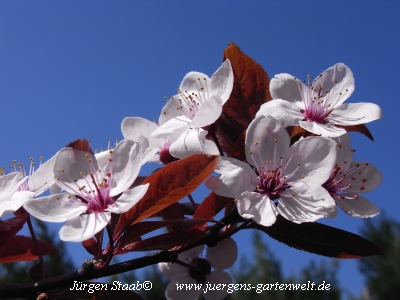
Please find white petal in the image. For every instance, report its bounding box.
[28,152,58,195]
[169,129,219,159]
[278,184,337,223]
[313,63,354,107]
[237,192,278,226]
[328,103,383,125]
[345,161,382,194]
[335,195,379,218]
[203,270,233,300]
[330,134,353,169]
[206,238,237,270]
[151,116,191,139]
[2,191,35,216]
[205,157,257,199]
[60,212,111,242]
[270,73,306,102]
[210,59,234,104]
[255,99,304,127]
[121,117,162,147]
[54,148,100,195]
[190,95,223,128]
[287,136,336,184]
[109,184,149,214]
[159,94,188,125]
[299,120,347,137]
[0,172,25,202]
[24,193,87,222]
[108,140,142,196]
[165,276,201,300]
[245,115,290,168]
[180,71,211,92]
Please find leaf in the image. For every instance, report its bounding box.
[249,215,383,258]
[55,282,144,300]
[66,139,94,154]
[215,42,272,155]
[28,263,43,281]
[116,219,216,252]
[193,192,234,225]
[114,154,218,239]
[337,124,374,141]
[82,238,100,257]
[119,227,208,253]
[0,213,28,235]
[0,235,58,263]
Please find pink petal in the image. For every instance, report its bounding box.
[270,73,306,103]
[328,102,383,125]
[109,184,149,214]
[237,192,278,226]
[206,238,237,270]
[203,270,233,300]
[210,59,234,104]
[335,195,380,218]
[256,99,304,127]
[190,95,222,128]
[165,276,201,300]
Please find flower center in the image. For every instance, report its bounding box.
[168,77,210,120]
[256,166,290,200]
[322,160,369,200]
[58,153,115,213]
[188,257,211,284]
[159,139,179,165]
[301,85,333,123]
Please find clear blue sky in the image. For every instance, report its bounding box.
[0,1,398,299]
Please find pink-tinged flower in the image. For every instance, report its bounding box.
[256,63,382,137]
[24,140,148,242]
[122,117,218,163]
[158,238,237,300]
[151,60,233,139]
[2,154,58,217]
[206,116,338,225]
[0,170,25,217]
[322,134,381,218]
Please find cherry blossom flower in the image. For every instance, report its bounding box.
[1,154,58,217]
[256,63,382,137]
[24,139,148,242]
[153,59,233,137]
[158,238,237,300]
[206,116,338,225]
[122,117,218,163]
[322,134,381,217]
[0,169,25,217]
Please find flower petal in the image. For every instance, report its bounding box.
[312,63,354,107]
[344,161,382,194]
[190,95,223,128]
[28,152,58,195]
[278,183,337,223]
[203,270,233,300]
[237,191,278,226]
[24,193,86,222]
[159,94,190,125]
[151,116,191,139]
[206,238,237,270]
[121,117,164,149]
[2,191,36,217]
[246,115,291,168]
[328,103,383,125]
[335,195,380,218]
[299,120,347,137]
[287,136,336,184]
[256,99,304,127]
[108,140,142,196]
[109,183,149,214]
[169,129,219,159]
[270,73,305,103]
[60,212,111,242]
[54,148,100,195]
[0,172,25,202]
[205,157,257,199]
[210,59,234,104]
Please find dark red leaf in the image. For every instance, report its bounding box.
[249,215,383,258]
[66,139,94,155]
[193,192,234,226]
[0,235,58,263]
[114,154,218,239]
[119,227,208,253]
[28,263,43,281]
[0,213,29,235]
[337,124,374,141]
[116,219,215,252]
[215,42,271,155]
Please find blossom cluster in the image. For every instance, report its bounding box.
[0,50,383,300]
